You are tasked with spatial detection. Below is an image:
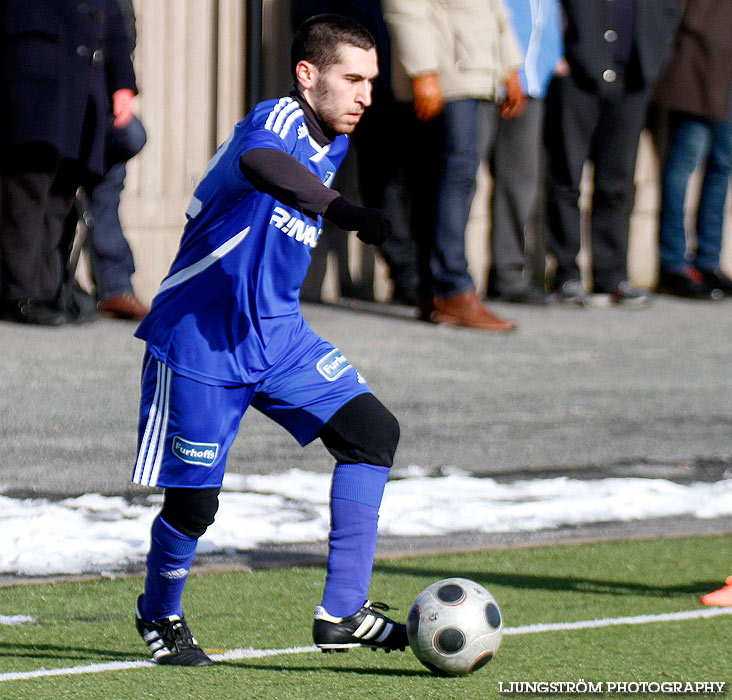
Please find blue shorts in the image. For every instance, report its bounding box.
[132,331,371,488]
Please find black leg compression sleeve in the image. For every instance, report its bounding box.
[318,393,400,467]
[161,487,221,539]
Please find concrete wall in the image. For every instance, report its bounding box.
[120,0,246,304]
[121,1,732,305]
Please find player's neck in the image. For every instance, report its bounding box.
[289,86,337,147]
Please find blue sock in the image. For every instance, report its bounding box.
[321,462,390,618]
[140,515,198,621]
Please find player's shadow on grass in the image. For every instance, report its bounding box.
[373,564,718,598]
[0,641,137,661]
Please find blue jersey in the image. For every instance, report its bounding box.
[135,96,349,385]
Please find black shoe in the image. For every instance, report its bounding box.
[2,298,67,325]
[697,268,732,296]
[313,601,408,653]
[135,595,213,666]
[391,286,419,306]
[63,281,99,324]
[417,296,436,322]
[657,269,723,300]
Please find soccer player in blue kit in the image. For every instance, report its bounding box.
[131,15,408,665]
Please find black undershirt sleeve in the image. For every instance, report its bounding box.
[239,148,339,221]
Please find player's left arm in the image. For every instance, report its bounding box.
[239,148,391,245]
[239,147,338,221]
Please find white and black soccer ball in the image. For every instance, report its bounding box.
[407,577,503,676]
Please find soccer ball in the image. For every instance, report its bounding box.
[407,577,503,676]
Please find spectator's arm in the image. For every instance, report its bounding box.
[554,58,571,76]
[500,70,526,119]
[384,0,443,120]
[112,88,135,128]
[103,0,138,96]
[491,0,526,119]
[412,72,444,121]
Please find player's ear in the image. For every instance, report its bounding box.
[295,60,317,89]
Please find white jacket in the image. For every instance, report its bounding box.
[384,0,524,102]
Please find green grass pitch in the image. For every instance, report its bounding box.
[0,535,729,700]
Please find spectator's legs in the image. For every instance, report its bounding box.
[44,162,80,302]
[407,116,443,304]
[589,88,650,292]
[659,115,711,273]
[0,146,59,303]
[490,97,544,294]
[0,144,75,321]
[89,161,136,299]
[354,98,419,303]
[694,112,732,272]
[431,99,496,297]
[544,76,598,288]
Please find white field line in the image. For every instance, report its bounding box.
[503,606,732,635]
[1,608,731,683]
[0,616,36,626]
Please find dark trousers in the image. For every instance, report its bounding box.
[87,115,147,300]
[0,145,79,303]
[489,97,545,293]
[353,100,441,300]
[545,75,651,291]
[88,161,134,299]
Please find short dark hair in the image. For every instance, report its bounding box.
[291,14,375,80]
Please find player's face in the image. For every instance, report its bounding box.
[304,45,378,134]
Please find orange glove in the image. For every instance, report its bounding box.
[412,72,444,122]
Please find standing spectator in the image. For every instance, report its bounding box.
[545,0,679,307]
[89,0,149,321]
[293,1,431,307]
[385,0,523,331]
[0,0,137,325]
[654,0,732,300]
[89,114,149,320]
[486,0,564,305]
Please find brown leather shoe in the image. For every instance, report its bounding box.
[432,291,517,332]
[97,293,150,321]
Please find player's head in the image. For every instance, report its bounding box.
[291,14,378,135]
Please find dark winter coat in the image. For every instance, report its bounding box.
[653,0,732,121]
[0,0,137,176]
[560,0,680,93]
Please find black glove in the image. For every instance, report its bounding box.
[324,196,392,246]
